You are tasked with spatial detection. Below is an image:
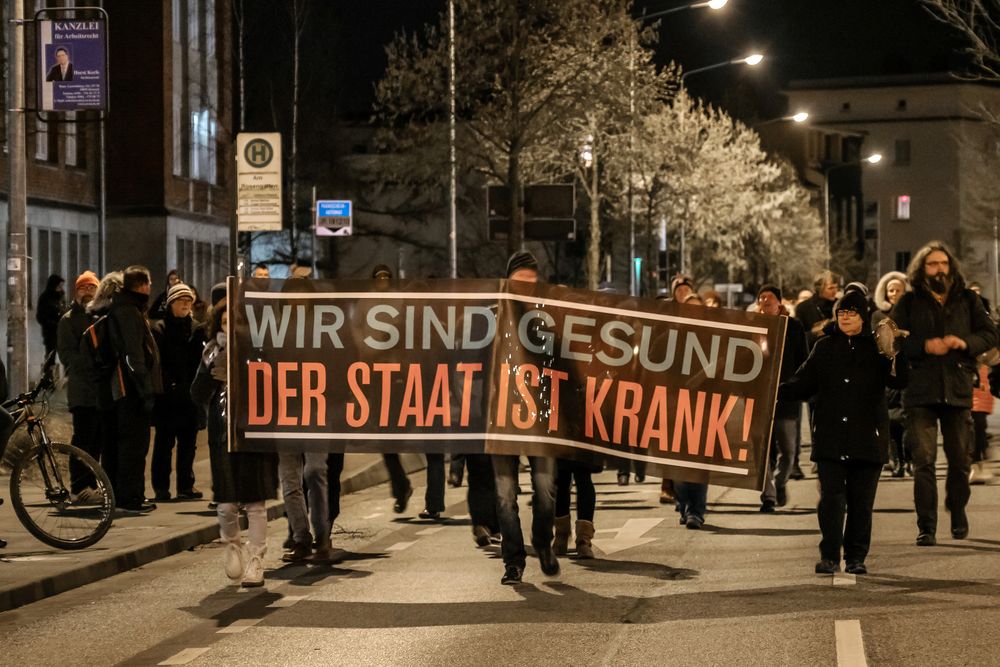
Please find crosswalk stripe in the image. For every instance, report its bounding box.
[216,618,263,634]
[266,595,308,608]
[387,541,417,551]
[158,647,210,665]
[835,620,868,667]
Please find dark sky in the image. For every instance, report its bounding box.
[257,0,969,123]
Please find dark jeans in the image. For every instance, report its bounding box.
[425,453,445,513]
[761,418,796,503]
[617,458,646,480]
[492,454,555,569]
[556,460,595,522]
[889,418,908,466]
[383,453,411,501]
[69,406,102,494]
[906,405,973,535]
[466,454,499,533]
[151,422,197,495]
[327,452,344,526]
[675,481,708,522]
[114,395,151,508]
[972,412,989,462]
[816,459,881,563]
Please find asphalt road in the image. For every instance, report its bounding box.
[3,460,1000,667]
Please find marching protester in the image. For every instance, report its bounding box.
[779,289,908,574]
[554,458,599,556]
[890,241,998,546]
[192,303,278,587]
[755,285,808,513]
[56,270,101,501]
[150,269,181,321]
[37,273,66,376]
[796,270,841,347]
[108,266,163,514]
[252,263,270,279]
[872,271,910,477]
[493,251,559,584]
[150,283,207,502]
[971,360,995,484]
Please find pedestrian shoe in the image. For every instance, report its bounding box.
[952,525,969,540]
[70,488,103,505]
[951,508,969,539]
[153,491,171,503]
[789,466,805,481]
[658,490,675,504]
[536,545,560,576]
[845,561,867,575]
[685,516,704,530]
[776,486,788,508]
[447,473,463,488]
[224,540,246,581]
[308,544,345,564]
[0,537,6,549]
[418,508,442,521]
[814,559,840,574]
[575,520,595,559]
[553,515,572,556]
[915,533,937,547]
[500,565,523,585]
[281,543,312,563]
[970,462,994,485]
[679,514,688,526]
[393,486,414,514]
[208,501,219,510]
[617,474,629,486]
[242,550,266,588]
[759,500,776,513]
[891,464,905,478]
[176,488,204,500]
[117,502,156,515]
[472,525,493,548]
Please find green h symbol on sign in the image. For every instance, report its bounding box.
[245,139,274,168]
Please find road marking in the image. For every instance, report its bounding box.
[592,518,663,555]
[835,620,868,667]
[833,573,857,587]
[363,512,384,519]
[266,595,308,608]
[158,647,210,665]
[452,514,471,521]
[217,618,263,634]
[416,527,445,535]
[387,541,417,551]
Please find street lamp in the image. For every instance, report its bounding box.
[753,111,809,128]
[641,0,728,20]
[823,152,882,266]
[681,53,764,81]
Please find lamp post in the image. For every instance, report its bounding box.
[823,152,882,267]
[681,53,764,81]
[753,111,809,128]
[641,0,728,20]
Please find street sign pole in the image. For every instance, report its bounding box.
[7,0,28,394]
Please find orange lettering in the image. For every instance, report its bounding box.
[512,364,539,430]
[456,363,482,427]
[276,362,298,426]
[426,364,451,427]
[671,389,706,455]
[641,386,669,451]
[613,381,643,446]
[346,362,370,427]
[542,368,568,431]
[704,393,738,459]
[398,364,426,428]
[248,362,272,426]
[585,377,612,440]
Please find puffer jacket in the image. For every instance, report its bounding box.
[779,322,908,463]
[890,286,998,409]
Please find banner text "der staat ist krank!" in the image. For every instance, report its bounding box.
[227,278,787,491]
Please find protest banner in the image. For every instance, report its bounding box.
[228,277,786,490]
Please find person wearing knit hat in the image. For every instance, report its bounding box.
[372,264,393,280]
[150,282,207,503]
[56,270,103,502]
[210,282,227,309]
[779,279,907,575]
[506,251,539,281]
[670,275,695,302]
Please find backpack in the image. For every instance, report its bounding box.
[80,314,119,379]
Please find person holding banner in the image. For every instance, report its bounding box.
[494,251,559,585]
[779,290,908,575]
[192,303,279,587]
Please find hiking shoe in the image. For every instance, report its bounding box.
[916,533,937,547]
[500,565,523,585]
[815,559,839,574]
[176,488,204,500]
[845,561,867,575]
[281,543,312,563]
[393,486,413,514]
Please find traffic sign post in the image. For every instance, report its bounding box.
[316,200,353,237]
[236,133,282,232]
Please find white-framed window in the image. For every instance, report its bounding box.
[172,0,218,183]
[895,195,911,220]
[65,111,78,166]
[894,139,910,166]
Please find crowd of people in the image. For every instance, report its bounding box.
[20,238,1000,587]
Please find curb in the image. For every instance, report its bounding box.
[0,453,427,613]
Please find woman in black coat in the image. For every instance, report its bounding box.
[779,290,908,575]
[191,303,278,587]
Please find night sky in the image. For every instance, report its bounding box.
[313,0,968,122]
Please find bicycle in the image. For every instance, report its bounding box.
[1,371,115,549]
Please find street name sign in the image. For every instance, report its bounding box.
[236,133,282,231]
[316,200,353,237]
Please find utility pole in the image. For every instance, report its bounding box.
[7,0,29,393]
[448,0,457,279]
[993,214,999,314]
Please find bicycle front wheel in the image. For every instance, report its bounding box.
[10,441,115,549]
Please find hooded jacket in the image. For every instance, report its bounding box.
[779,321,908,463]
[889,247,998,409]
[56,300,98,409]
[108,289,163,407]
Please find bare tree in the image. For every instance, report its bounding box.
[922,0,1000,80]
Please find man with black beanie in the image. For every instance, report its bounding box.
[493,250,559,584]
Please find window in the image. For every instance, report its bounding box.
[894,139,911,166]
[840,102,851,113]
[895,195,911,220]
[896,99,908,112]
[68,233,79,281]
[172,0,218,183]
[895,251,912,272]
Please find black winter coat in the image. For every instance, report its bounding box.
[779,324,908,464]
[56,302,98,409]
[795,294,835,349]
[775,316,808,420]
[890,286,998,409]
[151,313,206,429]
[108,290,163,407]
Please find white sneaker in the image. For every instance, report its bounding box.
[971,462,994,485]
[224,541,245,581]
[242,549,266,588]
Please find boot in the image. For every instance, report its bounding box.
[242,545,266,588]
[223,537,245,581]
[575,520,595,559]
[553,515,572,556]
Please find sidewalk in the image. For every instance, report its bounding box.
[0,387,427,612]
